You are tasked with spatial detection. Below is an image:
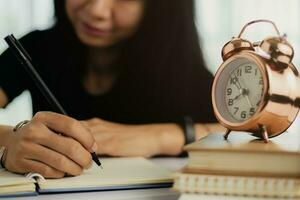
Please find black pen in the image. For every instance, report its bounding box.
[4,34,102,169]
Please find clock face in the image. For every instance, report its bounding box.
[215,57,264,123]
[224,61,264,122]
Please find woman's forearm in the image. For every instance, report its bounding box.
[0,125,13,147]
[85,118,224,157]
[141,123,185,156]
[154,123,224,155]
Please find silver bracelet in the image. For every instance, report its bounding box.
[0,147,6,168]
[13,120,30,132]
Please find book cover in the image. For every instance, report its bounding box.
[184,131,300,177]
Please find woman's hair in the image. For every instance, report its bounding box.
[53,0,215,123]
[53,0,206,73]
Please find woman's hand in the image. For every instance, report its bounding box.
[83,118,185,157]
[3,112,97,178]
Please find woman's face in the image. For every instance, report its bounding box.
[66,0,145,47]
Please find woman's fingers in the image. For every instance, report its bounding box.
[41,132,93,170]
[32,112,98,153]
[25,143,84,176]
[21,159,65,179]
[21,119,93,170]
[4,112,96,178]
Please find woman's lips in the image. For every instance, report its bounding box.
[81,22,111,36]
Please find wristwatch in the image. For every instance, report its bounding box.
[182,116,196,144]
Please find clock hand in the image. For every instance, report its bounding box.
[233,94,242,101]
[245,95,253,108]
[232,89,243,101]
[233,74,254,108]
[233,74,243,89]
[232,87,253,107]
[240,87,253,108]
[232,75,242,92]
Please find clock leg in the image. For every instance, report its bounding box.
[223,129,231,140]
[261,125,269,143]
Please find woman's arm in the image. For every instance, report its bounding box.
[0,89,8,109]
[0,126,13,148]
[0,89,11,148]
[83,118,225,157]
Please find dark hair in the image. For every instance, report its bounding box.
[53,0,215,123]
[54,0,206,72]
[55,0,212,115]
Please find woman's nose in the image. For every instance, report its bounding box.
[87,0,113,20]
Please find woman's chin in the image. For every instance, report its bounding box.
[77,33,117,48]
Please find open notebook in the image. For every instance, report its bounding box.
[0,157,173,198]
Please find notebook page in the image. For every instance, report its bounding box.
[38,157,173,191]
[0,168,35,187]
[0,168,36,197]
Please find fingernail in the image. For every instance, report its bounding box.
[91,142,98,153]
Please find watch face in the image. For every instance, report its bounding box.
[214,57,265,123]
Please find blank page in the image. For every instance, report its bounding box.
[38,157,173,191]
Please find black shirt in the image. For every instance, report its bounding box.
[0,28,216,124]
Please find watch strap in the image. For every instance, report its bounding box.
[182,116,196,145]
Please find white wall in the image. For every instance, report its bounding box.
[0,0,54,125]
[196,0,300,73]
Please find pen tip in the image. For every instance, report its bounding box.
[91,152,102,168]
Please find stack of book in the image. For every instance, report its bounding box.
[173,131,300,199]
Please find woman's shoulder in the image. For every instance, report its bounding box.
[16,28,60,56]
[0,28,66,82]
[18,29,47,42]
[19,27,58,41]
[0,29,55,102]
[0,29,50,64]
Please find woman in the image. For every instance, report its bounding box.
[0,0,217,178]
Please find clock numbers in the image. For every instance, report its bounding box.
[228,99,234,106]
[234,107,239,114]
[225,63,264,122]
[240,111,247,119]
[249,107,255,116]
[227,106,256,118]
[236,69,242,76]
[245,66,252,73]
[227,88,232,96]
[259,77,263,85]
[230,77,238,85]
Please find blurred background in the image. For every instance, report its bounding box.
[0,0,299,125]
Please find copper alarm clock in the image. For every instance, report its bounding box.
[212,19,300,142]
